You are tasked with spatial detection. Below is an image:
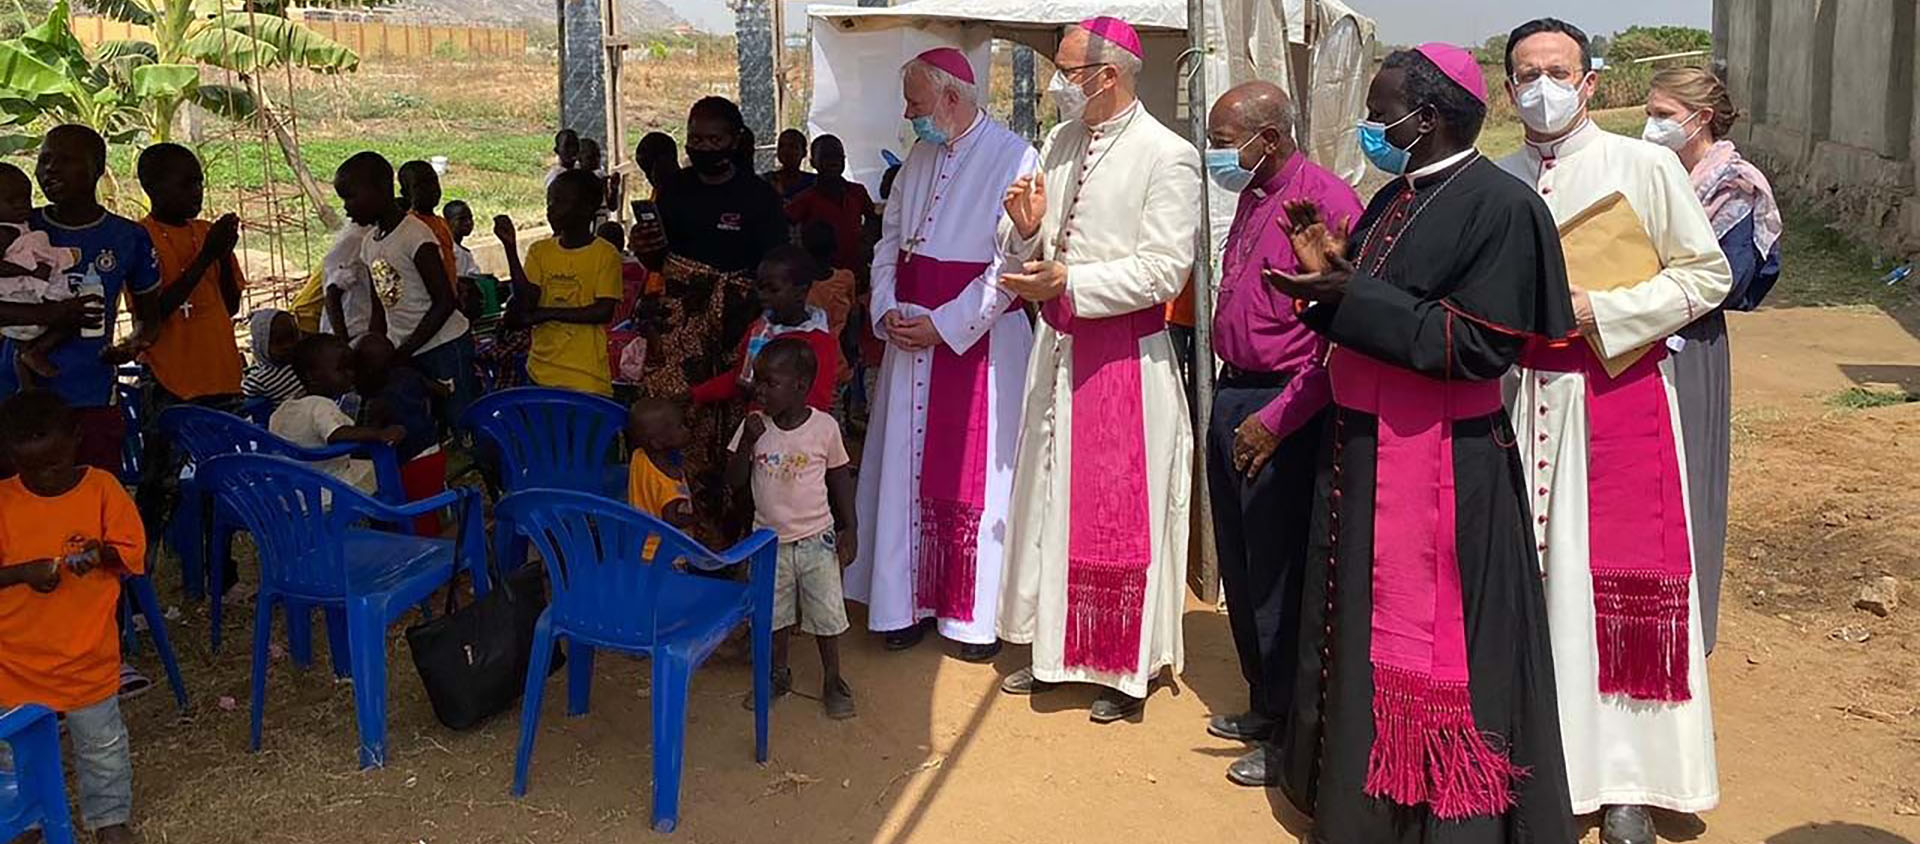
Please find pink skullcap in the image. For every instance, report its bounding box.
[1078,16,1143,58]
[1413,42,1487,103]
[912,47,974,85]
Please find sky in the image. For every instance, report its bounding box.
[663,0,1713,41]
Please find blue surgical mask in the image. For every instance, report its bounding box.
[1357,110,1423,175]
[910,115,948,146]
[1205,134,1269,193]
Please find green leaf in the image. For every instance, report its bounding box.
[187,82,253,122]
[95,39,159,65]
[0,132,40,156]
[0,40,67,96]
[183,25,280,71]
[128,62,198,98]
[221,13,358,73]
[83,0,155,27]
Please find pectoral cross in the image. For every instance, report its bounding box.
[178,300,193,319]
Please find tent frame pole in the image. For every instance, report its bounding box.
[1180,10,1218,604]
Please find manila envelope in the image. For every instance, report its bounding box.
[1556,192,1663,377]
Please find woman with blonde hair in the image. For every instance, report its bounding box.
[1643,66,1782,653]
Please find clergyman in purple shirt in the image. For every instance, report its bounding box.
[1199,81,1365,789]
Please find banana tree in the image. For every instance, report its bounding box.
[85,0,360,226]
[0,2,144,153]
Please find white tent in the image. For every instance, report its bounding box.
[805,0,1377,260]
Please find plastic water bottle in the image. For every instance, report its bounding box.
[75,267,105,339]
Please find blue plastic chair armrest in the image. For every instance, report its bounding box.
[348,442,406,506]
[0,702,53,737]
[687,528,779,572]
[358,486,470,522]
[286,442,362,461]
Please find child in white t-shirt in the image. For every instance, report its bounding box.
[268,333,402,493]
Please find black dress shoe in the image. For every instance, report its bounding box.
[883,621,929,651]
[955,641,1002,663]
[1207,711,1276,743]
[1089,688,1144,723]
[1226,744,1279,787]
[1602,804,1656,844]
[999,666,1056,695]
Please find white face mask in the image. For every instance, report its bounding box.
[1514,74,1589,135]
[1641,111,1702,151]
[1047,70,1101,122]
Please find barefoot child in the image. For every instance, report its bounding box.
[691,245,838,412]
[0,389,145,844]
[268,333,404,493]
[0,162,79,385]
[726,338,858,719]
[495,169,621,397]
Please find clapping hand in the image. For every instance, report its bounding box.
[206,213,241,261]
[1002,171,1048,241]
[1000,260,1068,303]
[1265,200,1353,303]
[492,215,518,250]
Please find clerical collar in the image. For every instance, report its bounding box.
[1404,147,1477,186]
[1524,118,1599,161]
[1249,152,1306,199]
[1088,100,1141,133]
[947,109,987,149]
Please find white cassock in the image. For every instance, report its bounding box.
[844,112,1038,644]
[996,102,1200,698]
[1498,120,1732,815]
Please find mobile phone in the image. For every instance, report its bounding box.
[631,200,659,223]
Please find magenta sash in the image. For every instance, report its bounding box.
[898,253,1005,621]
[1330,348,1522,819]
[1523,341,1692,702]
[1040,295,1163,675]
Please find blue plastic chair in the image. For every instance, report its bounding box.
[496,489,776,834]
[118,574,190,714]
[160,405,406,652]
[0,705,79,844]
[461,387,628,565]
[197,453,484,769]
[115,366,146,486]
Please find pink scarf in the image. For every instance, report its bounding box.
[1690,140,1782,260]
[1041,296,1162,674]
[1330,347,1522,819]
[897,253,1008,621]
[1524,340,1693,702]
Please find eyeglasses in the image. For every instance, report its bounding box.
[1511,65,1587,86]
[1055,62,1111,77]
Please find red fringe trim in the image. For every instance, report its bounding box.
[1592,571,1692,702]
[1364,664,1526,820]
[915,498,982,622]
[1064,560,1147,675]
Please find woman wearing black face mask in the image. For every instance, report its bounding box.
[641,96,786,521]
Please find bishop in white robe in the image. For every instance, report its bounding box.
[994,17,1200,720]
[1498,21,1733,833]
[844,49,1038,658]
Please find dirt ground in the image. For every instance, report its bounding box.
[105,305,1920,844]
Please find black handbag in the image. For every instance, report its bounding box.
[405,553,563,731]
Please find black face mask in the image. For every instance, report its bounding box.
[687,147,732,175]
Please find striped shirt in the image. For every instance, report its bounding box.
[242,362,305,404]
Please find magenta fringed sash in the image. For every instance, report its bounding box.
[1523,341,1693,702]
[1040,295,1163,674]
[898,253,1001,621]
[1329,348,1523,819]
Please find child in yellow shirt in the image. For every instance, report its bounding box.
[496,169,622,397]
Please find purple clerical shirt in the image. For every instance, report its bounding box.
[1213,151,1365,438]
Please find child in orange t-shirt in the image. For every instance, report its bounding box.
[0,389,145,842]
[399,160,460,288]
[626,397,696,553]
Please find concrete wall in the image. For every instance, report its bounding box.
[1716,0,1920,255]
[70,15,529,61]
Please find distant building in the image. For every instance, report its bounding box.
[1714,1,1918,255]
